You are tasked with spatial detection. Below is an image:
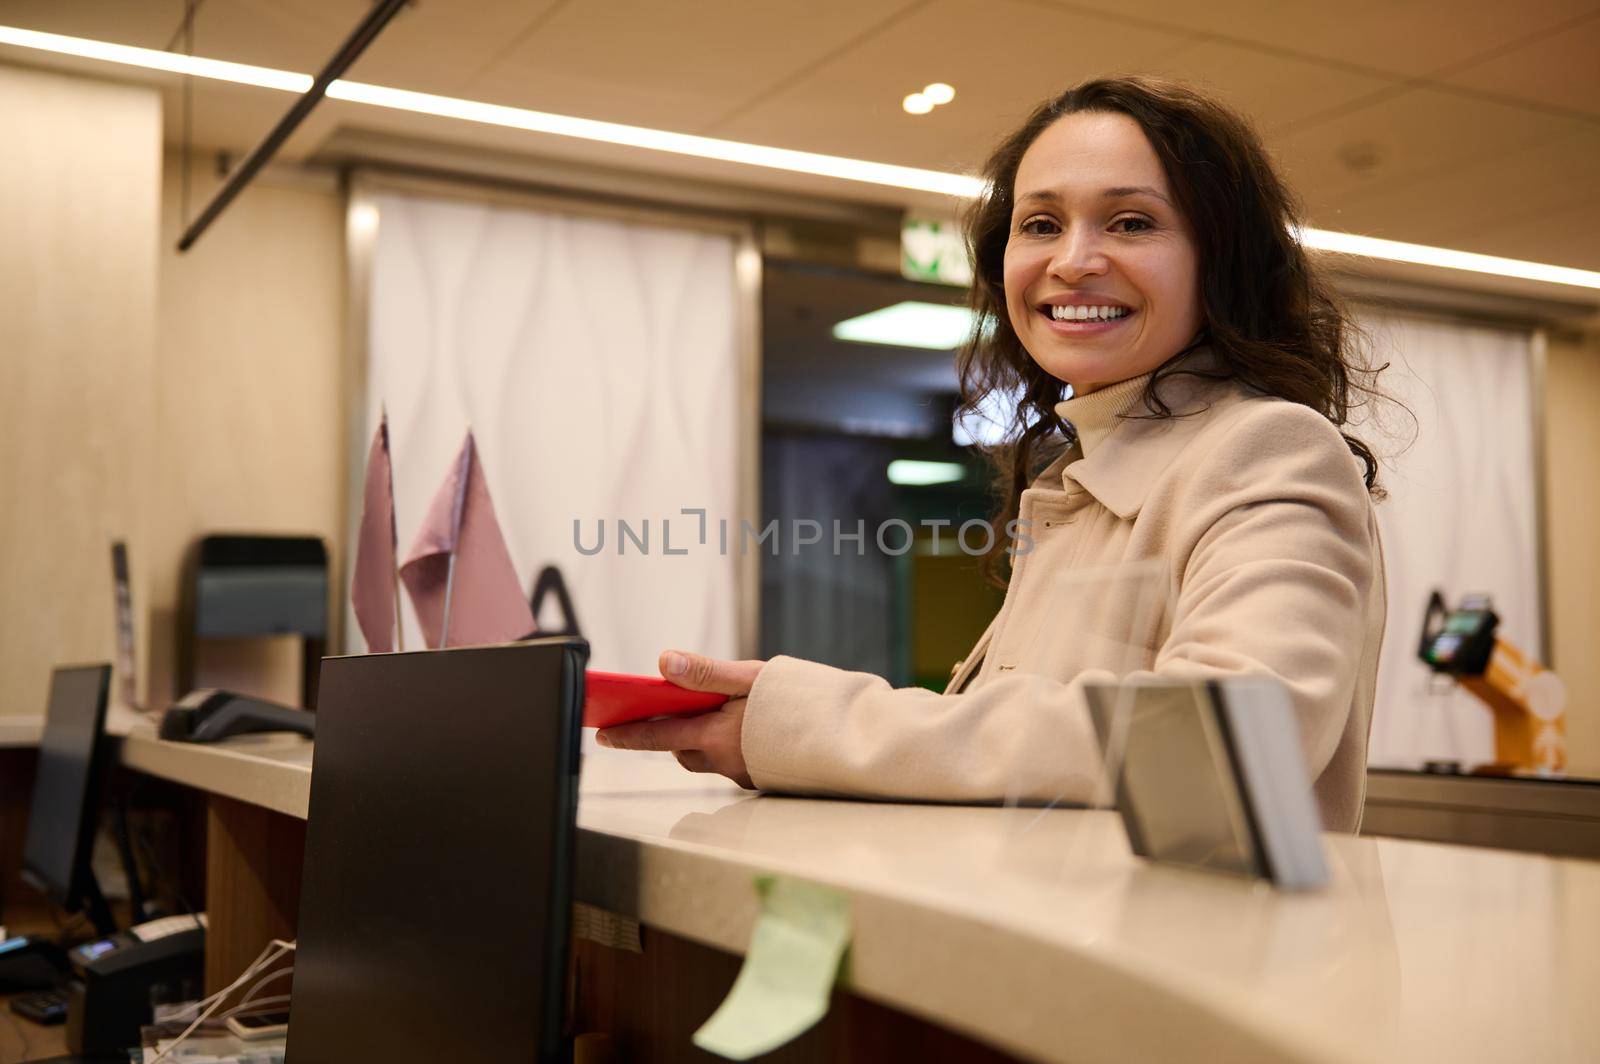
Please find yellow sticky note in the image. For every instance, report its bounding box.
[692,875,852,1060]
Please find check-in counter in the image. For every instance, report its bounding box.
[1363,767,1600,859]
[104,719,1600,1063]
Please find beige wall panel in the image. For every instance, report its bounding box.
[0,63,160,717]
[1543,329,1600,772]
[145,153,346,705]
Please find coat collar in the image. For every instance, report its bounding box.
[1035,344,1246,520]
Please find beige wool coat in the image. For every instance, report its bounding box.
[740,349,1388,832]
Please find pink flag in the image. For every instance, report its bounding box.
[351,411,400,652]
[400,432,535,648]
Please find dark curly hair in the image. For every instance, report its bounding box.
[957,74,1389,587]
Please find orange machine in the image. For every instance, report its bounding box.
[1418,592,1566,773]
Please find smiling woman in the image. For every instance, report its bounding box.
[961,76,1389,589]
[598,76,1394,834]
[1002,117,1203,394]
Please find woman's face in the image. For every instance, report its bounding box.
[1002,111,1204,395]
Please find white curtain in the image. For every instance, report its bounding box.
[1358,311,1542,768]
[356,189,744,672]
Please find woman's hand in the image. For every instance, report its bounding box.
[595,650,765,789]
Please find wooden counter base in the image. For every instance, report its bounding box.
[571,929,1024,1064]
[205,795,305,995]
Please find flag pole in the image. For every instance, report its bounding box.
[382,404,406,653]
[440,552,458,648]
[438,431,474,648]
[392,570,406,651]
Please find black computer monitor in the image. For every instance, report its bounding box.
[21,663,115,935]
[286,638,586,1064]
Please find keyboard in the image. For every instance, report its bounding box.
[130,912,208,942]
[9,988,67,1025]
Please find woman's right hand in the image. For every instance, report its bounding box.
[595,650,766,789]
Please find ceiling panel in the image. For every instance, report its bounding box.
[179,0,356,68]
[1462,197,1600,271]
[468,0,919,134]
[1324,125,1600,246]
[0,0,570,97]
[712,0,1195,173]
[0,0,343,69]
[1137,39,1395,135]
[260,0,567,97]
[0,0,1596,273]
[1034,0,1600,85]
[1272,86,1587,224]
[1435,13,1600,120]
[0,0,174,48]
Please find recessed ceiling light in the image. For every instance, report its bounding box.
[887,460,965,486]
[903,92,933,116]
[1336,139,1383,175]
[832,302,975,349]
[923,83,955,106]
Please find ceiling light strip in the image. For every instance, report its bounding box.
[1299,226,1600,291]
[323,80,984,197]
[0,24,980,198]
[0,25,311,92]
[3,24,1598,292]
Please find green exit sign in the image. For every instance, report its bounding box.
[901,213,973,287]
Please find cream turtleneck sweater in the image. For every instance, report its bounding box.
[1053,371,1155,464]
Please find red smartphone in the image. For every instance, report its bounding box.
[583,671,728,730]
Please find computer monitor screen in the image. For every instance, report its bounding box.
[286,638,586,1064]
[22,664,112,908]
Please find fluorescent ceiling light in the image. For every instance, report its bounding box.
[324,80,981,195]
[833,301,975,349]
[0,24,982,198]
[888,460,965,486]
[1297,226,1600,292]
[3,22,1598,291]
[0,25,311,92]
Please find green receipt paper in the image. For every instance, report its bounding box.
[692,875,853,1060]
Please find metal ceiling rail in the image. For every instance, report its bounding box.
[176,0,409,252]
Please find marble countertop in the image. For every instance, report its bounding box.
[1,702,148,747]
[113,723,1600,1064]
[119,717,314,817]
[0,715,43,747]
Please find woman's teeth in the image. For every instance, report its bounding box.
[1049,304,1130,321]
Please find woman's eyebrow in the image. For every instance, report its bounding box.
[1015,186,1171,207]
[1102,185,1171,206]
